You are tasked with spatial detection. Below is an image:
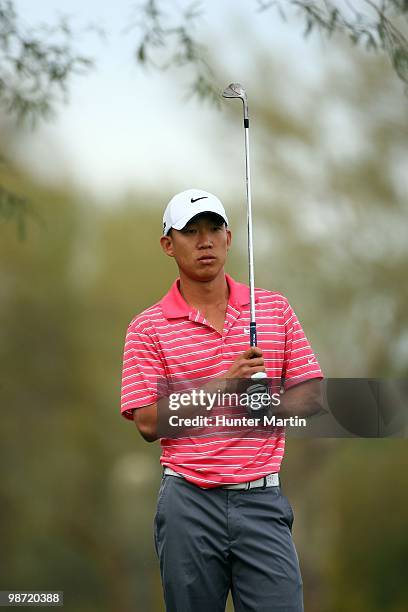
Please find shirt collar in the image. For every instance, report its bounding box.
[160,273,252,319]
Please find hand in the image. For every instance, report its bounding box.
[224,347,270,411]
[225,347,265,380]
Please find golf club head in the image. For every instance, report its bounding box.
[222,82,247,100]
[222,82,249,119]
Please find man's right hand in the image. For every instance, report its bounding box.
[225,347,265,379]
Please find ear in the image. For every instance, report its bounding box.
[160,235,174,257]
[226,228,232,250]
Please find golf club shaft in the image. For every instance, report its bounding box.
[244,123,257,347]
[221,83,261,353]
[244,119,268,385]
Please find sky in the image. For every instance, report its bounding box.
[10,0,324,203]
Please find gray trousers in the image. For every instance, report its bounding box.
[154,474,304,612]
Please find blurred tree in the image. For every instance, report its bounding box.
[0,160,46,239]
[324,440,408,612]
[132,0,408,103]
[0,184,33,240]
[0,0,94,235]
[0,179,166,611]
[247,44,408,377]
[0,0,93,124]
[3,0,407,238]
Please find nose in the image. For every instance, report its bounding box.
[197,228,213,248]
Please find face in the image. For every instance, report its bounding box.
[160,213,232,282]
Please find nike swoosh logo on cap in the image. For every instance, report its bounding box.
[191,196,208,203]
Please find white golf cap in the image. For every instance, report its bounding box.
[162,189,229,236]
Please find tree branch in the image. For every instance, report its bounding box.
[131,0,408,103]
[0,185,45,240]
[0,0,95,125]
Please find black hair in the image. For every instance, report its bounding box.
[166,212,227,237]
[185,212,226,228]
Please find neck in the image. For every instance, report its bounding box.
[179,269,229,310]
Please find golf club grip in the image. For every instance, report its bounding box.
[249,323,267,381]
[250,322,257,347]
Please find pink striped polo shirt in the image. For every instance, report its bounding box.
[120,274,323,488]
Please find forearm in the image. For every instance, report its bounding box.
[136,377,232,442]
[269,380,326,419]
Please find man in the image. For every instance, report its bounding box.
[120,188,324,612]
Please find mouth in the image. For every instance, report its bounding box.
[197,255,216,264]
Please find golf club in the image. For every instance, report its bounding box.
[222,82,268,392]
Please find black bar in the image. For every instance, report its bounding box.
[250,322,257,346]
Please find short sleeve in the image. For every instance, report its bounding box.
[120,322,166,420]
[282,300,323,390]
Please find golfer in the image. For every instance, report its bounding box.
[120,189,324,612]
